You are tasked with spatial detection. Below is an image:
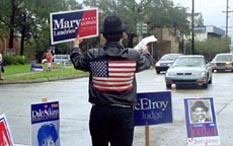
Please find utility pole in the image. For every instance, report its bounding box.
[222,0,233,48]
[226,0,229,40]
[191,0,195,54]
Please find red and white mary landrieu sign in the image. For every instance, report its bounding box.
[50,8,99,45]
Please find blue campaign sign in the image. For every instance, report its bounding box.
[134,91,173,126]
[31,101,60,146]
[31,101,59,124]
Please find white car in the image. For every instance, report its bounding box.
[210,53,233,72]
[165,55,212,89]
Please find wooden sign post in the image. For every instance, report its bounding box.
[145,122,150,146]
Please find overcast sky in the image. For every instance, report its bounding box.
[173,0,233,36]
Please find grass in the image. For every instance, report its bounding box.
[3,63,88,81]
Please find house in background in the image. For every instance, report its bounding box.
[152,27,180,61]
[194,25,225,41]
[0,36,21,56]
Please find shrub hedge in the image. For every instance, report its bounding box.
[3,56,26,65]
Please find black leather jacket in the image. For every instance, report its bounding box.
[70,42,153,106]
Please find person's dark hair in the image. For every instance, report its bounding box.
[103,32,123,42]
[37,123,58,146]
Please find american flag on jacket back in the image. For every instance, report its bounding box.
[90,60,136,92]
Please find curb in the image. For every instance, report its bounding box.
[0,74,88,85]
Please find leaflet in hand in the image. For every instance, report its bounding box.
[134,35,157,51]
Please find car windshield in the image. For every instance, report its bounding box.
[173,57,204,67]
[160,54,180,61]
[214,55,233,61]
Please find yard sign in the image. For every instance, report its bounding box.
[50,8,98,44]
[0,114,14,146]
[31,101,60,146]
[184,97,220,146]
[134,91,173,126]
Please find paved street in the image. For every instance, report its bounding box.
[0,69,233,146]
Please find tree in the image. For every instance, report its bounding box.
[185,38,229,60]
[82,0,190,48]
[1,0,191,60]
[0,0,11,40]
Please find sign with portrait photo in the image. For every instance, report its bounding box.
[31,101,60,146]
[184,97,220,146]
[134,91,172,126]
[50,8,98,44]
[0,114,14,146]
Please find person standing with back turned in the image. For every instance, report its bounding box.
[70,15,153,146]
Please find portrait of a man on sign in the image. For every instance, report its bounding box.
[189,100,212,124]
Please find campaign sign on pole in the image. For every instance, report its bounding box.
[134,91,172,126]
[31,101,60,146]
[50,8,98,44]
[184,97,220,146]
[0,114,14,146]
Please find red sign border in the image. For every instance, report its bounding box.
[0,114,14,146]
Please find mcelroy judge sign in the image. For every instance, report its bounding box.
[50,8,98,44]
[134,91,173,126]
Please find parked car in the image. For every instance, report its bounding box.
[155,53,181,74]
[165,55,212,89]
[41,54,71,64]
[53,54,71,64]
[209,53,233,72]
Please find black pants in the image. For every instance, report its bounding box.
[89,105,134,146]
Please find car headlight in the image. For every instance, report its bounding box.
[197,71,206,76]
[155,62,160,66]
[226,61,231,65]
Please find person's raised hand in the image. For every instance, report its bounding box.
[73,35,83,48]
[138,45,148,53]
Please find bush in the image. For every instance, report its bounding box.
[15,56,26,65]
[3,55,26,65]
